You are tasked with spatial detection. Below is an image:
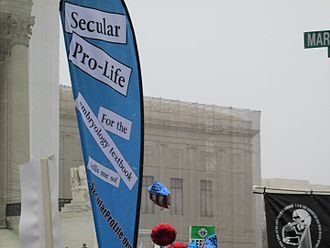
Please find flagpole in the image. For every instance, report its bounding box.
[253,185,330,195]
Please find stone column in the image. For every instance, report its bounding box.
[0,1,34,226]
[0,33,9,227]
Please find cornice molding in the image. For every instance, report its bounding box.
[145,118,258,138]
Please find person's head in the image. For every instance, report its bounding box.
[292,209,312,227]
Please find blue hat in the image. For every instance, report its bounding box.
[147,181,170,196]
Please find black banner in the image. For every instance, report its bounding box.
[264,193,330,248]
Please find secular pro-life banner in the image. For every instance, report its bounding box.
[264,193,330,248]
[59,1,143,247]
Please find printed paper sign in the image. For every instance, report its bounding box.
[75,93,137,190]
[98,106,132,140]
[189,225,216,248]
[87,157,120,187]
[69,33,132,96]
[65,2,127,44]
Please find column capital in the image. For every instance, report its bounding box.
[0,13,34,59]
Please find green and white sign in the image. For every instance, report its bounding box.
[304,30,330,58]
[190,225,216,247]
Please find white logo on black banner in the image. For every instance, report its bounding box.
[275,204,322,248]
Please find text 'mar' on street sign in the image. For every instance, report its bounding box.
[304,30,330,48]
[304,30,330,58]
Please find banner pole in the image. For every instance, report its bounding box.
[41,158,54,248]
[253,185,330,195]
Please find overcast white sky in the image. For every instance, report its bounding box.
[60,0,330,185]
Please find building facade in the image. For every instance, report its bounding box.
[0,84,261,247]
[59,85,261,247]
[0,0,59,227]
[0,0,34,227]
[0,0,261,246]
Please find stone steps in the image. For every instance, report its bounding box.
[0,229,20,248]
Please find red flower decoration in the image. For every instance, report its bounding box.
[151,223,177,246]
[168,241,187,248]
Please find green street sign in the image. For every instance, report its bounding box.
[304,30,330,48]
[190,225,216,240]
[304,30,330,58]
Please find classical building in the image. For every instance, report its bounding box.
[0,1,261,247]
[0,0,59,222]
[0,0,34,228]
[0,86,261,247]
[0,0,59,247]
[59,85,261,248]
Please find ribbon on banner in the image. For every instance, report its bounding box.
[60,1,143,247]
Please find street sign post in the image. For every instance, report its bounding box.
[304,30,330,57]
[189,225,216,248]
